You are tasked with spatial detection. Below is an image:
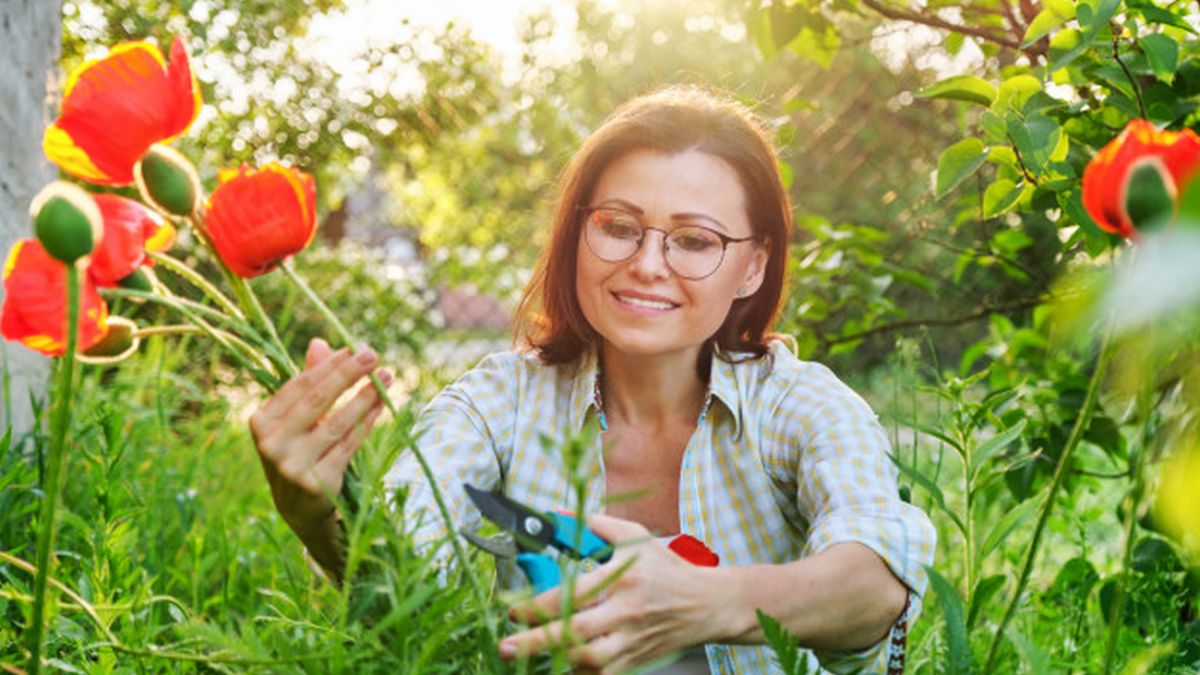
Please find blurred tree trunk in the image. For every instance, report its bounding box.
[0,0,61,437]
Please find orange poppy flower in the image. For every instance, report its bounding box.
[1,240,108,356]
[88,194,175,287]
[1082,119,1200,238]
[203,164,318,278]
[43,36,201,186]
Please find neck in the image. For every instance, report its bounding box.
[598,344,707,429]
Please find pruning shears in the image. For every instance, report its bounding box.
[462,483,613,594]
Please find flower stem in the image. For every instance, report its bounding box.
[983,327,1115,671]
[124,288,278,389]
[184,213,296,378]
[146,250,245,320]
[278,260,497,647]
[28,264,82,674]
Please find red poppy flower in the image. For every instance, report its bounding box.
[43,37,201,186]
[668,534,720,567]
[1082,119,1200,238]
[88,194,175,287]
[203,163,318,278]
[1,240,108,356]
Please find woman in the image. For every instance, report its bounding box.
[250,86,935,674]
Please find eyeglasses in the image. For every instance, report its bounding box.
[580,206,758,280]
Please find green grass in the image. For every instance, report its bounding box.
[2,332,1198,673]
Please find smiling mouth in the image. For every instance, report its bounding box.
[612,292,679,311]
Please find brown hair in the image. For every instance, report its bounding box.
[514,85,792,376]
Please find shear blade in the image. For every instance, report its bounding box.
[463,483,555,552]
[461,529,520,558]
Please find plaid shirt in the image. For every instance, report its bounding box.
[385,341,936,674]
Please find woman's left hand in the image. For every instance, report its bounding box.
[499,514,722,674]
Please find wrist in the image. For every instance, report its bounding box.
[704,565,760,644]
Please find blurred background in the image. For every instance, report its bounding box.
[56,0,1011,400]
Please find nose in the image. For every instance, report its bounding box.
[627,228,672,280]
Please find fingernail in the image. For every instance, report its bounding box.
[379,369,394,385]
[356,349,377,366]
[499,641,517,659]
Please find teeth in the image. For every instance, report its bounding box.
[618,294,674,310]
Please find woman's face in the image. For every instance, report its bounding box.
[575,148,768,362]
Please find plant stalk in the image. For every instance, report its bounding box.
[28,264,82,674]
[1101,395,1152,673]
[983,327,1115,670]
[146,250,245,320]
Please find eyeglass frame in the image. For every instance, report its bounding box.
[577,204,761,280]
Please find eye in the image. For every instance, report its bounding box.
[670,227,720,252]
[596,211,642,240]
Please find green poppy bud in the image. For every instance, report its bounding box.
[117,267,155,293]
[29,181,104,264]
[135,144,200,217]
[78,316,140,364]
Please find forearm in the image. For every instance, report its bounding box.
[292,508,347,584]
[709,542,908,652]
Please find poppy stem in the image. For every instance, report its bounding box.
[278,260,499,648]
[28,263,82,674]
[183,212,295,379]
[146,251,245,320]
[99,284,282,389]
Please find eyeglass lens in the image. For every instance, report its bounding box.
[584,208,727,279]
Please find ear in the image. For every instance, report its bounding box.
[739,242,769,298]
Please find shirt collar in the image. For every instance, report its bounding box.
[568,346,744,438]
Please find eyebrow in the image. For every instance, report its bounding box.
[594,198,730,232]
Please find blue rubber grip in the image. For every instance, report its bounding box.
[548,513,612,562]
[516,553,561,594]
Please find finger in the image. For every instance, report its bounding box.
[272,347,380,436]
[511,558,632,625]
[568,631,624,671]
[313,369,392,460]
[501,608,609,660]
[305,337,332,370]
[319,371,392,465]
[586,513,652,544]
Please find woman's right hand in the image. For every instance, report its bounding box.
[249,337,392,545]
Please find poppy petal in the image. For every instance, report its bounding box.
[45,38,201,186]
[203,164,319,277]
[1,239,108,356]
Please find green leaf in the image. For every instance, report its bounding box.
[972,420,1027,480]
[1005,627,1053,675]
[936,138,989,197]
[993,75,1042,112]
[1137,6,1198,34]
[927,566,973,674]
[917,75,997,106]
[983,179,1024,218]
[1139,34,1179,85]
[891,452,968,535]
[1047,27,1087,72]
[980,495,1039,560]
[1077,0,1121,34]
[1007,115,1061,173]
[968,575,1005,630]
[756,610,810,674]
[1022,0,1075,46]
[993,227,1034,254]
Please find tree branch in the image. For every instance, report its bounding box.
[822,295,1046,346]
[858,0,1022,49]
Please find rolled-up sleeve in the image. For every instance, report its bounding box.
[764,361,936,672]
